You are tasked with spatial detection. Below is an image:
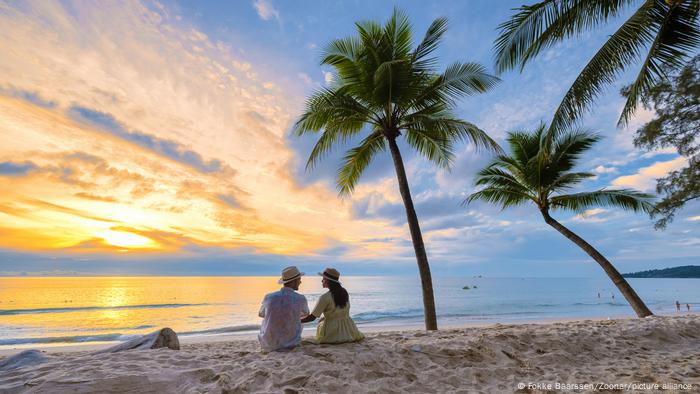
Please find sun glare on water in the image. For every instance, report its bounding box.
[97,230,158,249]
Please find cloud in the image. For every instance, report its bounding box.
[0,161,38,176]
[593,165,617,174]
[297,72,313,85]
[217,194,240,209]
[573,208,612,223]
[253,0,280,22]
[611,157,687,191]
[0,86,56,108]
[0,0,404,259]
[69,106,225,174]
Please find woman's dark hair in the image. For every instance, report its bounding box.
[327,280,349,309]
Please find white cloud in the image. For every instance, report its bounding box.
[253,0,280,22]
[611,157,687,191]
[593,165,617,174]
[641,146,677,158]
[687,215,700,222]
[573,208,611,223]
[297,72,313,85]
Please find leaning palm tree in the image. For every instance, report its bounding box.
[466,124,654,317]
[495,0,700,131]
[294,9,501,330]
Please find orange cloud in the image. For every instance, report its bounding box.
[0,1,407,259]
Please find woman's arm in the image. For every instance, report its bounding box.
[300,314,316,323]
[302,292,328,323]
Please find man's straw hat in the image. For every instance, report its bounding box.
[278,266,305,284]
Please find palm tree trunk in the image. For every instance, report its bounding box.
[387,137,438,330]
[540,208,653,317]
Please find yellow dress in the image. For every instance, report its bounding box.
[311,292,364,344]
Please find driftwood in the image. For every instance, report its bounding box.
[0,350,48,371]
[99,327,180,353]
[0,328,180,371]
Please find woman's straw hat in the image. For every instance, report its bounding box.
[318,267,341,283]
[278,266,305,284]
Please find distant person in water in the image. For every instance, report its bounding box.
[597,292,600,298]
[687,303,691,312]
[301,268,364,344]
[257,266,309,352]
[676,300,681,311]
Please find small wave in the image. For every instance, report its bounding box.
[0,324,262,346]
[0,303,209,316]
[352,309,547,324]
[572,302,626,307]
[0,333,140,346]
[352,308,424,323]
[180,324,261,336]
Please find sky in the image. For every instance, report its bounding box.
[0,0,697,277]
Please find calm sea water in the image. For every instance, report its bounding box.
[0,276,698,349]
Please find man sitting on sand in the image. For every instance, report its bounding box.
[258,266,309,352]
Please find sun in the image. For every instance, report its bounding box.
[97,230,158,249]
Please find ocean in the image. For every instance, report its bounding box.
[0,276,697,349]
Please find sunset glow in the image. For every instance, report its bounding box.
[0,1,697,276]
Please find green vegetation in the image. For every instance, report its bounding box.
[294,9,501,330]
[495,0,700,131]
[623,55,700,229]
[466,124,655,317]
[623,265,700,278]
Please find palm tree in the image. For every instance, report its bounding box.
[294,9,501,330]
[466,124,654,317]
[494,0,700,131]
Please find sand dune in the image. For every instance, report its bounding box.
[1,315,699,393]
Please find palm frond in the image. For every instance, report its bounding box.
[545,171,596,193]
[550,189,655,213]
[619,0,700,126]
[548,130,600,175]
[383,7,413,58]
[402,62,500,114]
[413,17,449,66]
[465,186,534,209]
[337,131,386,196]
[474,164,533,192]
[494,0,635,73]
[404,128,453,168]
[294,88,377,135]
[549,1,658,133]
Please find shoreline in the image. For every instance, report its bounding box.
[2,311,698,357]
[1,314,698,393]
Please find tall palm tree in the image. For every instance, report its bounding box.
[494,0,700,131]
[466,124,654,317]
[294,9,501,330]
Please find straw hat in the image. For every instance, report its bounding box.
[318,267,341,283]
[278,266,305,284]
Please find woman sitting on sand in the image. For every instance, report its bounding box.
[301,268,364,344]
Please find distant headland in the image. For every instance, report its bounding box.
[622,266,700,278]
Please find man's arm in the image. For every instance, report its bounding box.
[258,296,267,318]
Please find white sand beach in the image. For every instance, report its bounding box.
[1,315,699,393]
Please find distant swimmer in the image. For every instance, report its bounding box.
[597,292,600,298]
[687,303,691,312]
[676,300,681,311]
[611,294,615,300]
